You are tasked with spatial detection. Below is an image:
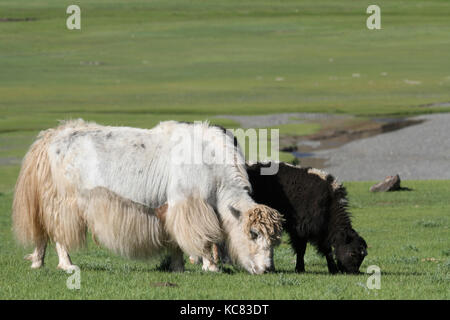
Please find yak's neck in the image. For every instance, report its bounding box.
[327,202,352,245]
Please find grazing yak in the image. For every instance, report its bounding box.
[12,120,283,274]
[246,162,367,274]
[195,162,367,274]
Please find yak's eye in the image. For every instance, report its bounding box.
[250,230,258,240]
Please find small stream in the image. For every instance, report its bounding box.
[288,117,424,168]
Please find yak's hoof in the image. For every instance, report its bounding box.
[295,266,305,273]
[25,254,44,269]
[57,264,77,272]
[202,264,220,272]
[328,269,339,275]
[31,262,43,269]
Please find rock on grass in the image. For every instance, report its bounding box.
[370,174,401,192]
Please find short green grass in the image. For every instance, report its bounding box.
[1,0,450,122]
[0,170,448,299]
[1,0,450,163]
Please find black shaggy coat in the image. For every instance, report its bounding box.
[246,162,367,274]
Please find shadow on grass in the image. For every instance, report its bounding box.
[396,187,414,192]
[77,263,114,272]
[378,271,427,276]
[268,269,332,276]
[78,262,157,273]
[268,269,427,276]
[58,262,429,277]
[219,266,236,274]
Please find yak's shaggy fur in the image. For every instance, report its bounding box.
[12,127,85,252]
[12,119,282,274]
[243,205,283,244]
[172,202,284,273]
[246,162,367,274]
[82,187,172,259]
[164,196,222,258]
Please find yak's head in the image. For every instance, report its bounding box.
[228,204,284,274]
[334,229,368,274]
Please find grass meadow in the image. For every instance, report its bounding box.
[0,179,448,299]
[0,0,449,299]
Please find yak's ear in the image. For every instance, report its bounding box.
[229,206,241,220]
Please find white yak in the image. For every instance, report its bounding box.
[12,119,283,274]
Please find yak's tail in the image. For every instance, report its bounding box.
[165,197,223,258]
[82,187,169,259]
[12,128,87,250]
[12,129,54,247]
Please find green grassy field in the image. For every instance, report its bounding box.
[0,0,449,299]
[1,0,450,123]
[0,178,448,299]
[1,0,450,161]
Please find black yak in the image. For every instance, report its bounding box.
[246,162,368,274]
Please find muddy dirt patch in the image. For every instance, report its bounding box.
[0,157,21,166]
[0,17,37,22]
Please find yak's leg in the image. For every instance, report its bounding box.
[325,250,339,274]
[189,255,201,265]
[292,237,307,273]
[295,242,307,273]
[201,243,220,272]
[202,258,219,272]
[317,243,339,274]
[24,240,47,269]
[56,242,76,271]
[164,197,221,270]
[268,247,275,272]
[168,247,185,272]
[217,242,232,265]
